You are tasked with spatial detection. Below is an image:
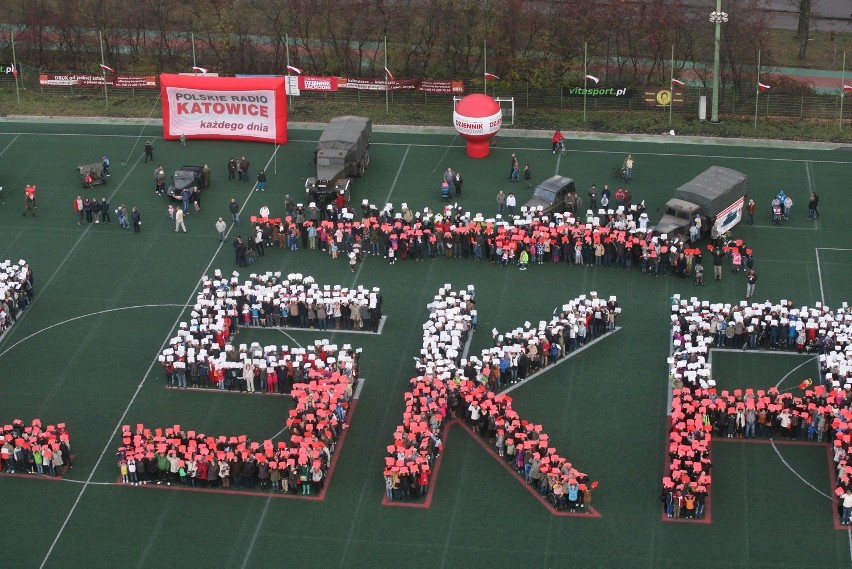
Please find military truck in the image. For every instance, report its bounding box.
[654,166,748,237]
[305,116,372,206]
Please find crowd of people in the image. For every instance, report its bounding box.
[233,194,752,284]
[665,295,852,521]
[158,272,370,392]
[0,419,72,476]
[0,259,33,335]
[117,360,353,493]
[384,285,607,509]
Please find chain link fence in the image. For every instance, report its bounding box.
[3,63,852,123]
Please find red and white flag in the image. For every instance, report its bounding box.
[483,72,499,80]
[192,66,208,74]
[758,82,771,92]
[585,74,600,84]
[843,84,852,93]
[384,67,395,81]
[99,64,115,73]
[286,65,303,75]
[671,78,685,87]
[11,64,17,79]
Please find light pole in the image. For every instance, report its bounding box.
[709,2,728,123]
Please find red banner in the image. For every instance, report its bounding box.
[39,73,157,88]
[297,75,338,91]
[160,73,287,144]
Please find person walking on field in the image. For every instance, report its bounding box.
[509,154,520,182]
[175,208,186,233]
[144,140,153,163]
[746,269,757,299]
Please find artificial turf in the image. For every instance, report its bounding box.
[0,118,850,568]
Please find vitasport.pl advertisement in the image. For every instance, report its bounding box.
[160,74,288,144]
[562,86,631,97]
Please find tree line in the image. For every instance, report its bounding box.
[2,0,775,91]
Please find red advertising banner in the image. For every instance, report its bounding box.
[160,73,287,144]
[39,73,157,88]
[297,75,338,91]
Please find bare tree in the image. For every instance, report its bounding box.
[796,0,812,59]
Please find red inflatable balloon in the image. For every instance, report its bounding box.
[453,94,502,158]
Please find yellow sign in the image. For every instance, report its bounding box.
[643,87,685,107]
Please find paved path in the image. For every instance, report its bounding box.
[680,0,852,32]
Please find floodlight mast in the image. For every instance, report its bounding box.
[709,0,729,124]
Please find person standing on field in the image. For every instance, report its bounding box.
[216,217,227,242]
[745,269,757,299]
[509,154,520,182]
[623,154,634,181]
[239,156,250,181]
[808,192,819,220]
[73,195,84,225]
[23,185,37,217]
[132,207,142,233]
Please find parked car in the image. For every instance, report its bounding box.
[522,175,576,216]
[166,165,205,199]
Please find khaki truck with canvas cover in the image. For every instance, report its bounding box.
[654,166,748,237]
[306,116,372,206]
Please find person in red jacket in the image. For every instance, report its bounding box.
[552,130,565,153]
[417,465,430,497]
[23,185,37,217]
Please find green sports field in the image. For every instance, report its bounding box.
[0,118,851,568]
